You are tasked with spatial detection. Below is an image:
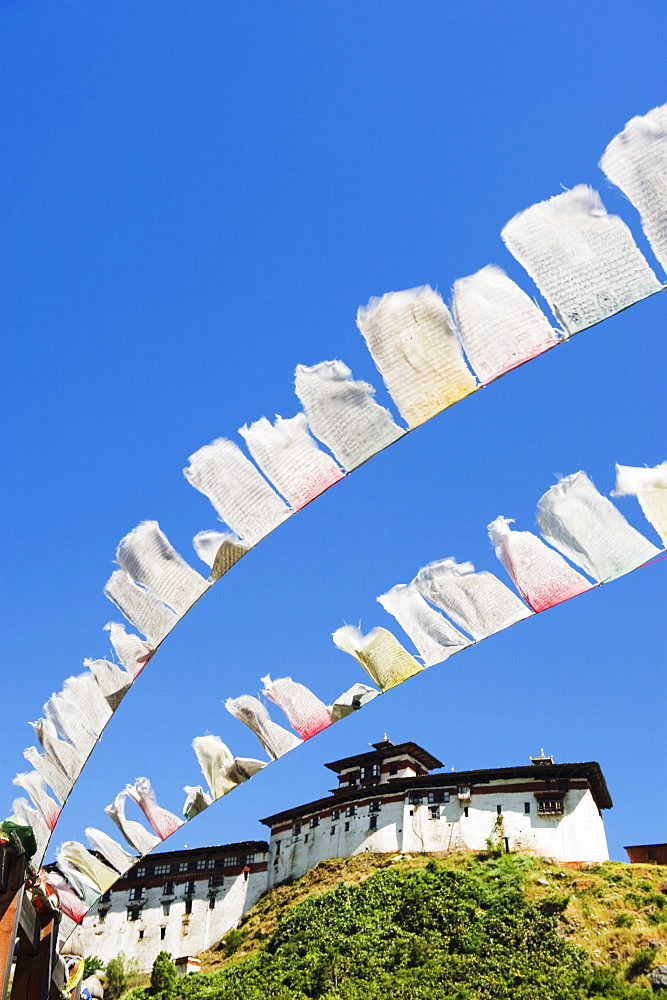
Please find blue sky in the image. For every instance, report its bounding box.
[1,2,665,866]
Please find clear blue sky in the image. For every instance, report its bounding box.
[1,2,665,866]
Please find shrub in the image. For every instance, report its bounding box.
[615,912,635,928]
[222,928,244,956]
[539,892,570,916]
[83,955,104,978]
[150,950,177,996]
[626,946,657,980]
[104,954,127,999]
[161,861,655,1000]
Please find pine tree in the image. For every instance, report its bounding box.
[150,950,177,996]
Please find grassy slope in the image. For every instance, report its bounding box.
[122,852,667,997]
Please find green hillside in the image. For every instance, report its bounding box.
[124,852,667,1000]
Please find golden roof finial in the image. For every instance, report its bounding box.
[530,748,554,765]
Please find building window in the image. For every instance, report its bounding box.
[161,927,166,940]
[209,875,224,888]
[209,896,216,909]
[135,867,146,877]
[179,862,188,872]
[223,856,244,868]
[344,822,350,832]
[309,816,319,829]
[331,809,340,821]
[196,859,206,871]
[345,805,356,818]
[408,791,422,805]
[428,791,450,804]
[207,858,216,869]
[369,815,378,830]
[129,887,143,901]
[536,797,564,816]
[496,805,502,815]
[163,882,174,896]
[389,764,398,775]
[292,822,301,836]
[304,834,309,843]
[138,929,144,940]
[524,802,530,814]
[369,801,381,813]
[155,863,170,875]
[275,840,281,855]
[162,904,170,917]
[429,805,440,820]
[185,880,195,894]
[127,909,141,922]
[463,807,469,818]
[360,764,380,780]
[330,826,336,835]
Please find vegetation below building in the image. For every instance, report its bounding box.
[118,852,667,999]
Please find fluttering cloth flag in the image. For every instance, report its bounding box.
[85,827,137,874]
[105,790,161,855]
[23,744,71,805]
[30,718,83,786]
[105,622,153,678]
[191,734,266,800]
[12,772,61,830]
[124,777,185,840]
[331,625,423,691]
[294,360,405,471]
[224,695,302,759]
[182,786,212,820]
[239,413,344,509]
[45,871,89,924]
[115,521,209,616]
[84,658,132,712]
[488,516,593,612]
[501,185,661,334]
[41,673,111,762]
[41,686,98,761]
[377,583,470,666]
[537,471,659,582]
[357,286,477,428]
[261,674,333,739]
[414,558,531,640]
[615,461,667,546]
[330,682,380,721]
[452,265,559,384]
[104,570,178,645]
[184,437,291,545]
[192,529,250,582]
[600,104,667,274]
[56,841,118,896]
[10,797,49,863]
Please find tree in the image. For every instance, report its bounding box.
[104,953,127,999]
[83,955,104,978]
[150,951,177,996]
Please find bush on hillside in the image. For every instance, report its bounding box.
[164,856,653,1000]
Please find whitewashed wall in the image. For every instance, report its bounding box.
[77,869,267,972]
[401,785,608,862]
[268,781,609,885]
